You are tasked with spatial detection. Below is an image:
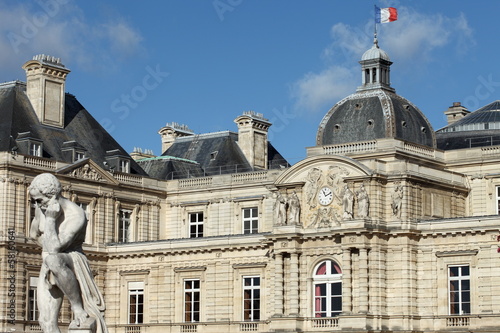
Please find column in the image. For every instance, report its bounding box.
[342,248,352,314]
[274,253,284,316]
[289,253,299,316]
[358,248,369,313]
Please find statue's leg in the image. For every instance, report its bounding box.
[37,268,63,333]
[44,253,89,326]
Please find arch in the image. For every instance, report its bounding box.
[312,259,343,318]
[274,154,373,186]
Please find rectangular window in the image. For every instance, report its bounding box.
[242,208,258,234]
[128,282,144,324]
[75,152,86,161]
[189,212,204,238]
[449,265,471,315]
[118,209,132,243]
[119,159,130,173]
[30,142,41,157]
[243,276,260,321]
[496,186,500,214]
[184,279,200,322]
[27,277,39,321]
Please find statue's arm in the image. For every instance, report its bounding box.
[42,198,86,253]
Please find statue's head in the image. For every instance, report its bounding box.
[29,173,62,209]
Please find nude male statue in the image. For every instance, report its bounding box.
[29,173,107,333]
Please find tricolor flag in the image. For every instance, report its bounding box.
[375,6,398,23]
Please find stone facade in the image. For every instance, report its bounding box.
[2,48,500,333]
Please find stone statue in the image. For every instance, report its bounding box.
[29,173,107,333]
[341,184,354,220]
[391,183,403,218]
[305,168,322,208]
[287,191,301,224]
[356,184,370,218]
[274,191,288,226]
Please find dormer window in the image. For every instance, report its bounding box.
[16,131,43,157]
[30,142,42,157]
[61,141,87,163]
[119,159,130,173]
[75,152,86,161]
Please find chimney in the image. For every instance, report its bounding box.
[444,102,469,125]
[234,111,271,170]
[158,122,194,154]
[22,55,70,128]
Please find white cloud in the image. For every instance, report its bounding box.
[0,1,144,79]
[291,65,358,113]
[291,6,474,113]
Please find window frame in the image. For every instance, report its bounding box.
[118,209,132,243]
[312,260,343,318]
[496,186,500,214]
[242,276,261,321]
[184,279,201,323]
[448,265,471,315]
[29,142,42,157]
[189,212,204,238]
[27,276,39,321]
[128,281,144,324]
[242,207,259,234]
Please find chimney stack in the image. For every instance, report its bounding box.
[444,102,469,125]
[234,111,271,170]
[158,122,194,154]
[22,54,70,128]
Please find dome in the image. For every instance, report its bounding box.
[436,100,500,150]
[361,40,390,61]
[316,89,436,147]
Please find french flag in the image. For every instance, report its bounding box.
[375,6,398,23]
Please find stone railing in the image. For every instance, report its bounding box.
[232,171,268,183]
[180,324,198,332]
[481,146,500,155]
[113,172,143,185]
[446,316,470,327]
[402,142,435,158]
[239,322,259,331]
[125,326,143,333]
[23,155,57,169]
[323,141,377,155]
[309,317,340,329]
[179,177,213,188]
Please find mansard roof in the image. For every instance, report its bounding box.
[0,81,147,175]
[138,131,288,180]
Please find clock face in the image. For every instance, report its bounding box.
[318,186,333,206]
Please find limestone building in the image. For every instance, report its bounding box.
[2,38,500,333]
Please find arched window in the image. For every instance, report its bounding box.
[313,260,342,317]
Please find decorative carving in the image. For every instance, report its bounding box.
[356,183,370,218]
[287,191,301,224]
[391,183,403,218]
[28,173,107,333]
[341,184,354,220]
[70,164,103,181]
[305,168,322,208]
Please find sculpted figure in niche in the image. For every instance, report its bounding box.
[29,173,107,333]
[274,191,288,225]
[391,183,403,218]
[341,184,354,220]
[356,184,370,218]
[287,191,301,225]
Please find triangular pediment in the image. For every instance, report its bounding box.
[56,158,119,185]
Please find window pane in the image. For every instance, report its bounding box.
[462,291,470,302]
[450,266,459,277]
[462,302,470,314]
[449,291,459,303]
[450,281,459,291]
[461,280,470,291]
[331,282,342,296]
[331,296,342,311]
[461,266,470,276]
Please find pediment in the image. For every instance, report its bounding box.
[56,158,119,185]
[275,155,372,185]
[272,155,373,230]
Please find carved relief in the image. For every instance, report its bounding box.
[70,164,103,181]
[391,182,403,218]
[356,183,370,218]
[305,168,322,208]
[274,190,301,226]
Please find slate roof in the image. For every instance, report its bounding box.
[0,81,147,175]
[436,100,500,150]
[316,89,436,148]
[138,131,289,180]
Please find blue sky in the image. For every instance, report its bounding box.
[1,0,499,165]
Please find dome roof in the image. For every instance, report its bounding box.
[316,89,436,148]
[361,40,390,61]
